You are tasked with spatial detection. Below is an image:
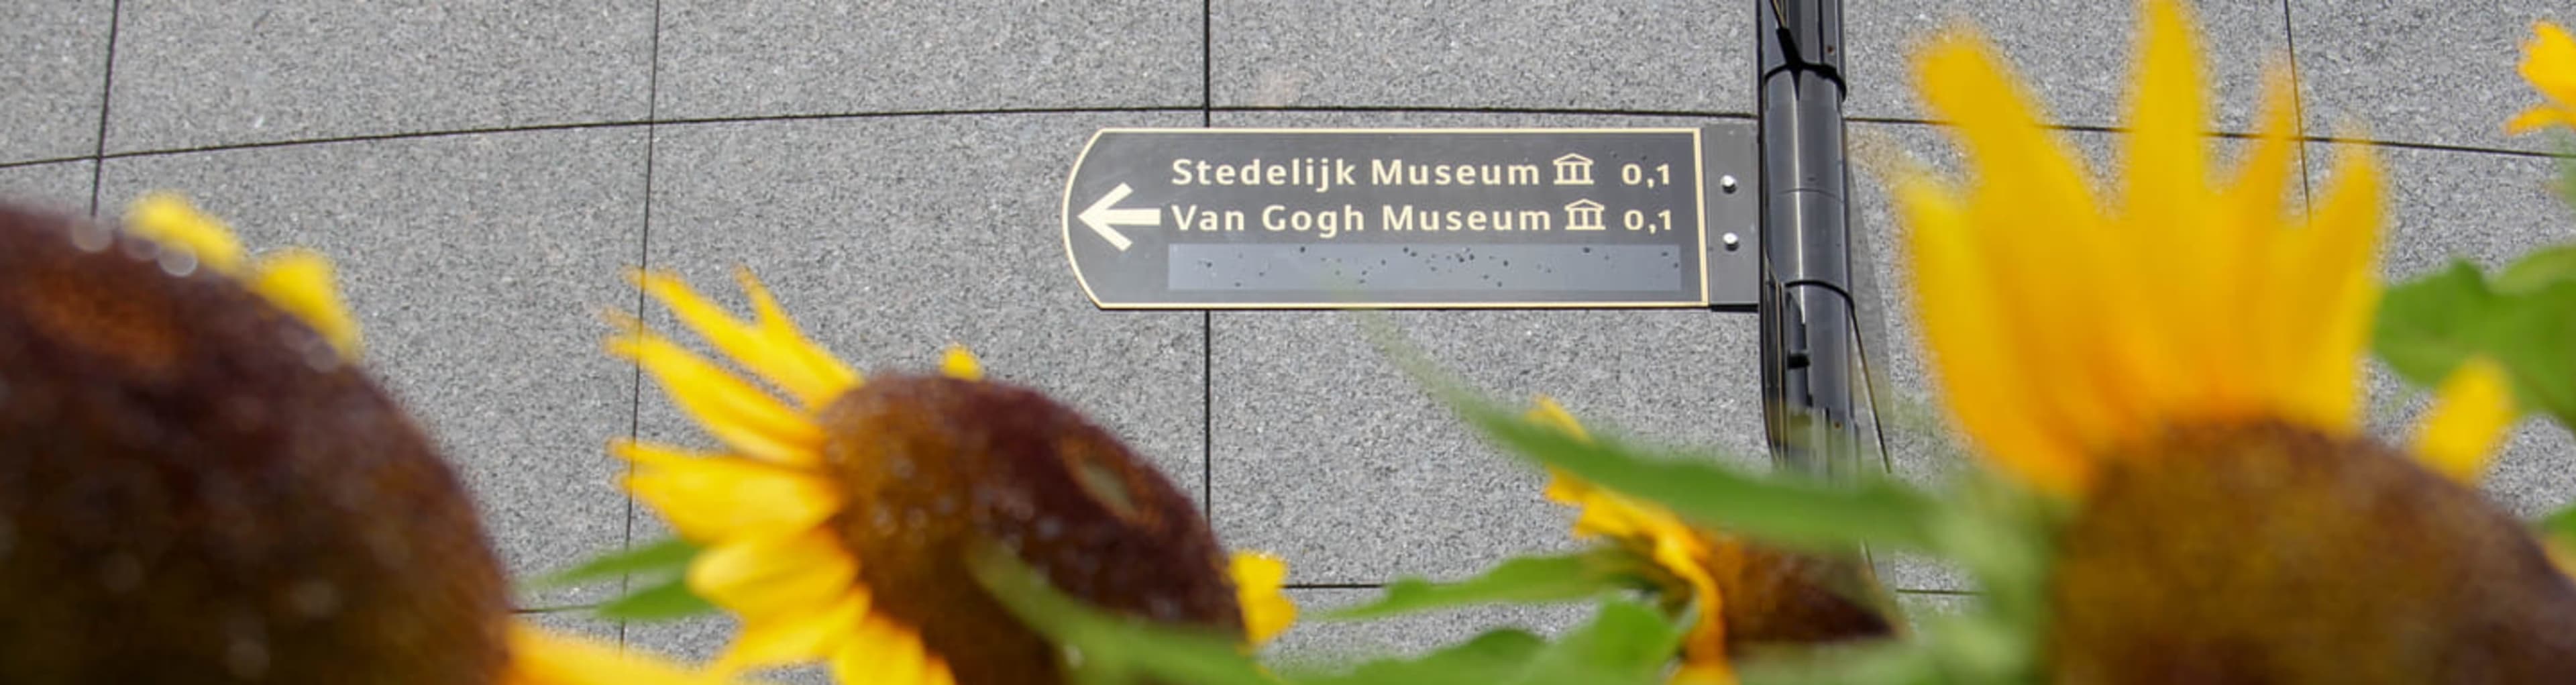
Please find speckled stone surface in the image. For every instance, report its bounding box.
[1843,0,2290,131]
[1211,308,1765,584]
[1212,0,1752,112]
[655,0,1203,119]
[105,0,653,153]
[0,1,112,164]
[2291,1,2574,152]
[0,161,99,215]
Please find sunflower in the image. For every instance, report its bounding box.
[1894,0,2576,678]
[1529,399,1889,685]
[2507,20,2576,136]
[608,270,1292,684]
[0,195,740,684]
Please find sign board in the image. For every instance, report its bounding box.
[1060,126,1760,309]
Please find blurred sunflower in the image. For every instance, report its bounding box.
[1529,399,1889,685]
[2507,20,2576,135]
[1894,0,2576,678]
[608,270,1293,684]
[0,195,736,684]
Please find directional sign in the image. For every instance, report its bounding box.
[1060,126,1761,309]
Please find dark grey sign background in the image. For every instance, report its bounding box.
[1061,127,1761,309]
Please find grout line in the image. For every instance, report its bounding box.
[1199,0,1215,522]
[20,105,2555,176]
[1202,313,1214,521]
[1202,0,1214,126]
[516,604,605,615]
[75,107,1190,164]
[0,154,100,172]
[46,105,1777,169]
[1847,114,2570,160]
[30,105,2552,175]
[1214,105,1758,120]
[1285,582,1387,590]
[86,0,123,216]
[618,0,665,651]
[2281,0,2318,207]
[1845,115,2126,134]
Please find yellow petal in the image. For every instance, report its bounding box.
[921,658,957,685]
[248,250,363,360]
[689,528,864,621]
[2522,22,2576,109]
[1527,397,1608,511]
[2504,105,2576,136]
[613,441,844,541]
[1672,662,1737,685]
[828,616,930,685]
[501,621,769,685]
[2412,358,2520,483]
[1523,396,1593,440]
[2270,142,2382,433]
[610,329,826,466]
[941,344,983,381]
[2547,539,2576,579]
[735,267,861,392]
[1917,28,2157,461]
[2222,66,2302,412]
[1667,537,1728,679]
[714,591,872,676]
[124,192,246,272]
[1896,173,2088,495]
[1230,550,1297,645]
[2121,0,2226,407]
[636,270,853,409]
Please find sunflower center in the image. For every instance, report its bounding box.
[2045,421,2576,682]
[0,202,511,684]
[1,209,186,374]
[1706,543,1892,656]
[816,374,1243,685]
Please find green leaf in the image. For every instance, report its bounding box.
[1326,549,1655,621]
[1287,630,1549,685]
[2555,135,2576,210]
[2558,154,2575,210]
[2539,504,2576,543]
[1736,641,1945,685]
[1467,403,1943,551]
[2374,257,2576,430]
[2375,262,2502,386]
[1735,604,2044,685]
[596,576,720,621]
[1297,600,1688,685]
[1501,600,1692,685]
[2496,245,2576,295]
[968,546,1281,685]
[526,537,701,590]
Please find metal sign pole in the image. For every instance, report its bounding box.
[1756,0,1859,477]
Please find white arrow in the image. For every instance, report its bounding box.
[1078,183,1158,252]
